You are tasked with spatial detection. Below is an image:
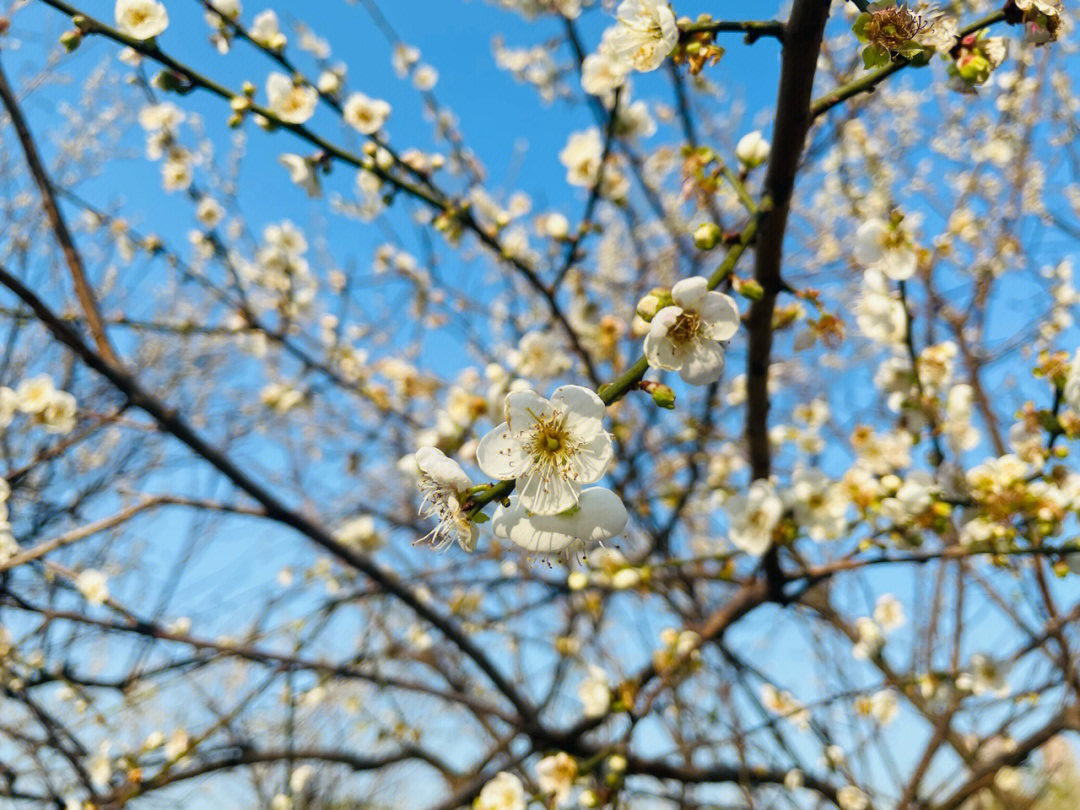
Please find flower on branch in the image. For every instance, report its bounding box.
[476,386,615,515]
[643,276,740,385]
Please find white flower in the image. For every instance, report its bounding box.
[726,479,782,556]
[0,387,16,428]
[644,277,740,385]
[510,330,572,378]
[854,218,916,281]
[493,487,627,556]
[16,375,56,414]
[852,616,884,659]
[115,0,168,40]
[40,390,77,434]
[577,664,610,717]
[1064,349,1080,413]
[536,752,577,805]
[559,128,603,187]
[249,9,286,51]
[786,467,847,541]
[873,593,905,631]
[335,515,382,552]
[837,786,869,810]
[870,689,898,726]
[343,92,392,135]
[416,446,478,552]
[476,386,614,515]
[581,51,627,99]
[855,269,906,344]
[735,131,769,168]
[75,569,109,606]
[196,197,224,228]
[265,73,318,124]
[605,0,678,72]
[475,772,526,810]
[279,154,321,197]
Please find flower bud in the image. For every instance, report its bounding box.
[693,221,723,251]
[736,130,770,168]
[736,278,764,301]
[636,293,661,321]
[59,29,82,52]
[650,384,676,410]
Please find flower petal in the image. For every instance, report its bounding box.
[853,219,886,266]
[504,390,554,432]
[517,469,580,515]
[415,446,471,491]
[475,423,529,480]
[492,498,579,554]
[881,247,916,281]
[565,487,628,542]
[644,332,682,371]
[672,276,708,310]
[570,431,614,484]
[678,339,725,385]
[699,291,740,341]
[551,385,605,441]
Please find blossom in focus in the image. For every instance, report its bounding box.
[266,73,318,124]
[476,386,614,515]
[644,277,740,385]
[416,446,478,552]
[604,0,678,72]
[115,0,168,40]
[492,487,627,556]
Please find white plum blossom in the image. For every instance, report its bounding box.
[265,73,318,124]
[279,154,321,197]
[874,594,905,631]
[1064,349,1080,413]
[837,785,870,810]
[726,479,783,555]
[536,752,577,805]
[249,9,287,51]
[75,569,109,606]
[854,218,917,281]
[644,277,740,385]
[476,386,614,515]
[559,128,603,187]
[492,487,627,556]
[415,446,478,552]
[343,92,392,134]
[115,0,168,40]
[581,51,627,99]
[736,131,770,168]
[604,0,678,73]
[577,664,611,717]
[475,772,526,810]
[786,467,848,541]
[855,269,906,344]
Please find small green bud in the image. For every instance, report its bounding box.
[227,111,244,128]
[71,15,90,31]
[957,52,990,83]
[650,384,676,410]
[736,278,764,301]
[693,222,723,251]
[242,80,256,97]
[59,29,82,52]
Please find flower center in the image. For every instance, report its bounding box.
[668,311,701,344]
[532,418,569,459]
